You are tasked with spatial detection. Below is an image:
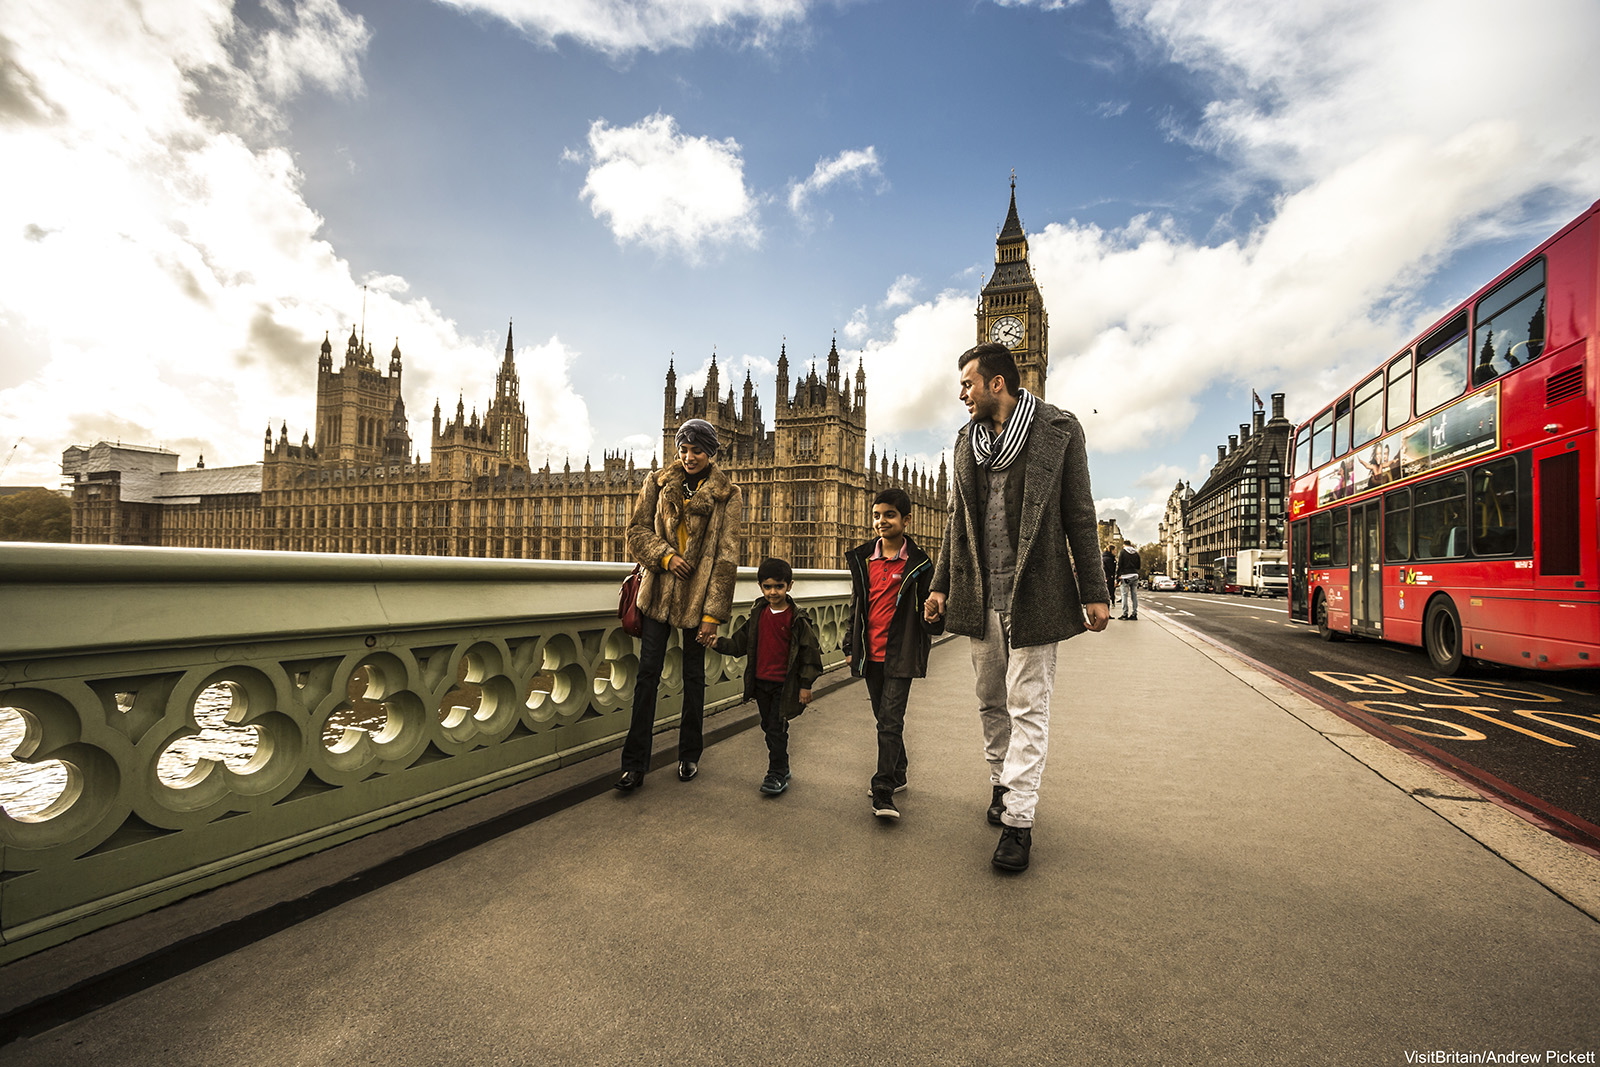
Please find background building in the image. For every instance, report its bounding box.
[1185,393,1293,573]
[67,327,946,565]
[1157,480,1195,579]
[64,184,1061,566]
[976,177,1049,397]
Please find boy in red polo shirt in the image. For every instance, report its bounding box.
[711,558,823,796]
[843,488,943,819]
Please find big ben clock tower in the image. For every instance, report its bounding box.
[977,176,1048,397]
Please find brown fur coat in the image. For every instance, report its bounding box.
[625,460,742,628]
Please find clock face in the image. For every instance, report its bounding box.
[990,315,1024,349]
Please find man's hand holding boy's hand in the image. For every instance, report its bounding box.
[924,591,946,623]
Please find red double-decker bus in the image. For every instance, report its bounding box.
[1287,200,1600,675]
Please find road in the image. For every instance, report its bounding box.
[1139,588,1600,851]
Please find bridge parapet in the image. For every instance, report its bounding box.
[0,544,850,963]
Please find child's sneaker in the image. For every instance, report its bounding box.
[871,793,900,819]
[760,770,790,796]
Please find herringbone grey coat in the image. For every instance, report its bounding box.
[626,460,742,629]
[931,401,1110,647]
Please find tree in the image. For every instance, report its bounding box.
[1138,542,1165,580]
[0,489,72,542]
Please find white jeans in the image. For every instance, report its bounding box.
[970,609,1059,828]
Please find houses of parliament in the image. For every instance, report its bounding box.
[66,183,1054,569]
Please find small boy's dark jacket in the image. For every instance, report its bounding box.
[712,595,824,720]
[842,535,945,679]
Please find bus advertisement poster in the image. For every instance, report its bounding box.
[1316,383,1499,506]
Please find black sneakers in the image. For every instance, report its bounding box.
[992,826,1032,871]
[871,794,900,819]
[987,784,1009,826]
[760,770,791,796]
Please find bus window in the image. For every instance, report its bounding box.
[1333,395,1352,457]
[1386,353,1411,431]
[1415,313,1469,415]
[1311,408,1334,469]
[1331,507,1349,567]
[1384,488,1411,561]
[1293,425,1311,477]
[1473,259,1546,386]
[1413,473,1468,559]
[1352,373,1382,450]
[1310,513,1332,567]
[1470,457,1518,555]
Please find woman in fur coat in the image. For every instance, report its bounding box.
[616,418,743,790]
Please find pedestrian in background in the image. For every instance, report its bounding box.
[616,418,742,791]
[1117,540,1141,620]
[924,343,1110,873]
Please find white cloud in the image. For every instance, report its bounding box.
[881,275,919,310]
[990,0,1075,10]
[244,0,370,107]
[851,291,975,436]
[1022,0,1600,453]
[841,306,871,344]
[787,147,885,221]
[573,113,761,261]
[516,335,594,462]
[434,0,811,55]
[0,1,590,488]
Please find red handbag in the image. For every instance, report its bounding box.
[617,564,644,638]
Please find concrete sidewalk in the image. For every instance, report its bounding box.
[4,611,1598,1066]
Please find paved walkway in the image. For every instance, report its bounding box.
[4,611,1598,1066]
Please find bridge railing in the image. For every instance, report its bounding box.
[0,544,851,963]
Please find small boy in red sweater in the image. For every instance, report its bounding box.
[711,557,823,796]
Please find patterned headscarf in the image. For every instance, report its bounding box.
[675,418,720,460]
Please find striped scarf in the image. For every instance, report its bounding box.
[970,388,1039,472]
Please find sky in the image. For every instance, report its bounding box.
[1,0,1597,544]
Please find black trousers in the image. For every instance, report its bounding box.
[752,677,788,774]
[620,615,705,773]
[863,660,911,797]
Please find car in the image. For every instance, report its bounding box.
[1151,575,1178,591]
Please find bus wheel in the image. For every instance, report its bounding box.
[1424,597,1464,676]
[1314,591,1341,642]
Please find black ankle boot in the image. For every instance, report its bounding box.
[986,784,1009,826]
[992,826,1032,872]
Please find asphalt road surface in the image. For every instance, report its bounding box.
[1139,588,1600,850]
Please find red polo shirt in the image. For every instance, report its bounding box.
[866,539,907,662]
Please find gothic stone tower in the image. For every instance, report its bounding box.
[315,326,410,465]
[977,177,1049,397]
[484,322,530,471]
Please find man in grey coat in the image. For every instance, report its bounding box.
[925,343,1110,872]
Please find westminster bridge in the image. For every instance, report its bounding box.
[0,543,1596,1064]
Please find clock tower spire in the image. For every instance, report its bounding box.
[978,174,1048,396]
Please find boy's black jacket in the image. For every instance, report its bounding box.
[712,594,824,720]
[843,534,944,679]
